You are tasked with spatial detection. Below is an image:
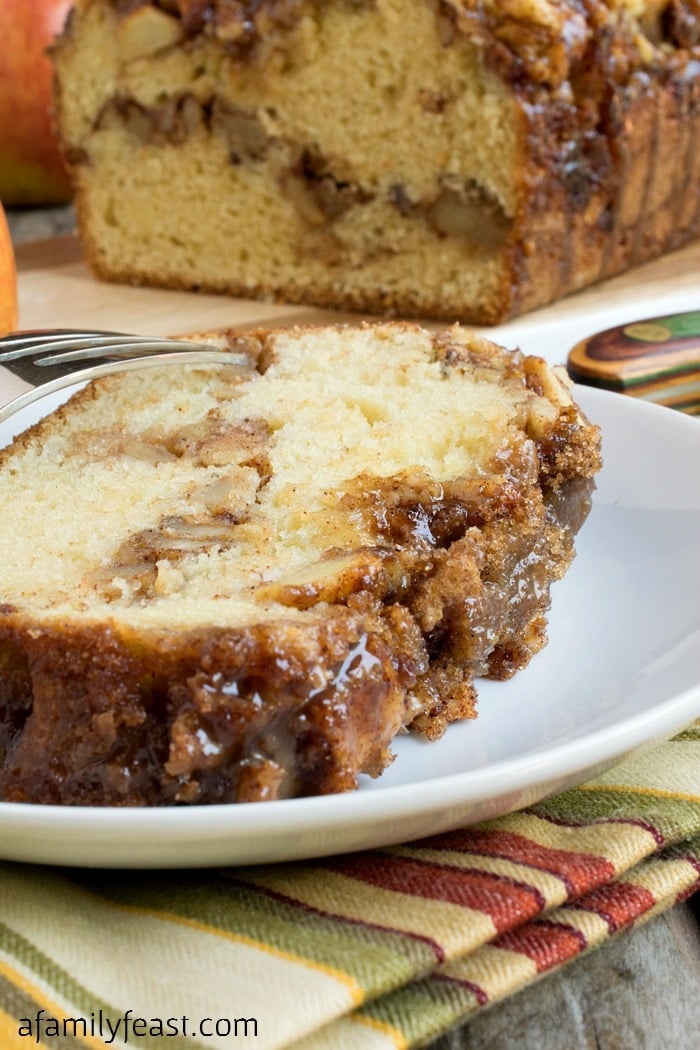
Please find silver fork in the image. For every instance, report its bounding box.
[0,327,230,384]
[0,327,246,428]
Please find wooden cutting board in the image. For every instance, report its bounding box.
[15,231,700,343]
[14,235,353,337]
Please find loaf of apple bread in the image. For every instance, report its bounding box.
[0,323,601,806]
[52,0,700,324]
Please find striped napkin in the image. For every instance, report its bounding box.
[1,721,698,1050]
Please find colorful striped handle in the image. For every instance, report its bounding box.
[567,309,700,414]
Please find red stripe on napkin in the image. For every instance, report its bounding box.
[411,829,616,897]
[574,881,656,931]
[325,854,545,931]
[495,921,588,972]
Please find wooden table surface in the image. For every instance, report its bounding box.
[6,210,700,1049]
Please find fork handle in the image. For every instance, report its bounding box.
[567,309,700,413]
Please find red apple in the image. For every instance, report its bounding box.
[0,0,74,206]
[0,204,19,335]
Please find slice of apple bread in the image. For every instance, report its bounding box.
[0,322,601,806]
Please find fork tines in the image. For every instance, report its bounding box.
[0,329,217,364]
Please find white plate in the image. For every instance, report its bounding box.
[0,375,699,868]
